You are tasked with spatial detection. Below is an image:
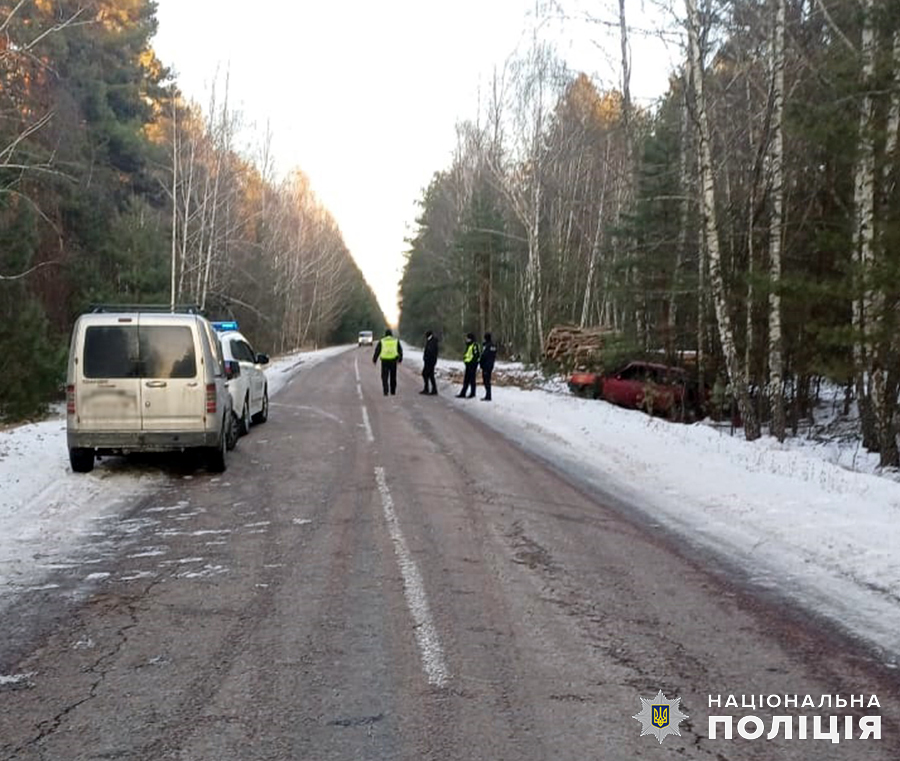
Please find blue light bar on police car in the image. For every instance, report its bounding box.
[212,320,239,332]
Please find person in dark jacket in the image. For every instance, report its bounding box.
[421,330,438,395]
[372,328,403,395]
[480,332,497,401]
[456,332,480,398]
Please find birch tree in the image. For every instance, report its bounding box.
[767,0,786,441]
[851,0,877,449]
[685,0,760,439]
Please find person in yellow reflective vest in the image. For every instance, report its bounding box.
[372,328,403,395]
[456,332,481,398]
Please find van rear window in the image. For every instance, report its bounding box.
[84,325,197,379]
[140,326,197,378]
[84,326,139,378]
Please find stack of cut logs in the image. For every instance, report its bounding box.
[541,325,614,372]
[441,368,539,389]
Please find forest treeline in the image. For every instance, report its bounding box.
[0,0,384,421]
[398,0,900,464]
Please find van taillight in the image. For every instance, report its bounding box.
[206,384,216,414]
[66,384,76,415]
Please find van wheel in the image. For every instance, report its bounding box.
[237,397,251,436]
[252,388,268,424]
[69,447,95,473]
[206,424,228,473]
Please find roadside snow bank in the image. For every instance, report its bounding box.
[265,345,351,396]
[0,412,163,594]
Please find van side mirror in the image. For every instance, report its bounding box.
[224,360,241,379]
[256,353,269,365]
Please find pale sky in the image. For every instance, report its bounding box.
[152,1,678,324]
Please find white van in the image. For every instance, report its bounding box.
[66,308,235,473]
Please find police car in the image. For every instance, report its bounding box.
[212,321,270,436]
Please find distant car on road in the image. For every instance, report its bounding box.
[569,360,699,421]
[358,330,374,347]
[212,321,270,436]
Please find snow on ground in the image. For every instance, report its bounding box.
[264,344,350,396]
[0,345,352,602]
[2,341,899,664]
[405,346,900,664]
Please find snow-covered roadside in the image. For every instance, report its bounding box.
[264,344,350,396]
[0,345,350,600]
[404,346,900,663]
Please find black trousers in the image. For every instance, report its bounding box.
[482,369,492,400]
[460,362,477,397]
[422,363,437,393]
[381,359,398,395]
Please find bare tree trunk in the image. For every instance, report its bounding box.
[201,72,233,311]
[526,83,545,357]
[852,0,878,450]
[200,146,223,311]
[686,0,759,439]
[745,76,756,397]
[618,0,642,341]
[170,94,178,311]
[581,139,610,327]
[177,136,196,302]
[670,72,691,354]
[193,169,210,301]
[768,0,787,441]
[872,27,900,466]
[697,149,706,391]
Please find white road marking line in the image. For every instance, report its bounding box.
[374,466,449,688]
[0,673,35,686]
[361,405,374,443]
[355,358,364,400]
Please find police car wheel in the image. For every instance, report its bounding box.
[238,398,251,436]
[226,412,239,451]
[252,388,268,424]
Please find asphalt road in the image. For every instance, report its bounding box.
[1,349,897,760]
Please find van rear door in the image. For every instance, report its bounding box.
[78,318,142,432]
[138,316,205,432]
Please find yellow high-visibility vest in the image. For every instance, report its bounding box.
[464,342,478,363]
[380,336,399,360]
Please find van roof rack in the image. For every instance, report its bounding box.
[89,303,204,314]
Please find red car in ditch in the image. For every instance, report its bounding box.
[569,361,697,420]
